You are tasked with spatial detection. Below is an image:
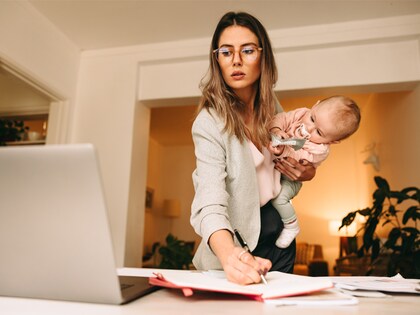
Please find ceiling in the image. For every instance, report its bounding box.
[28,0,420,51]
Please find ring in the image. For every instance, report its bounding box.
[238,250,247,261]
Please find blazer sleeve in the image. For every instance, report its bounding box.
[190,110,232,247]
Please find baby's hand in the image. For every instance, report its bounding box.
[269,129,289,155]
[269,144,285,156]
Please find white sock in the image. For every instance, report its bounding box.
[275,220,300,248]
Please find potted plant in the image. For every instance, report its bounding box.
[151,234,194,270]
[0,119,29,145]
[340,176,419,278]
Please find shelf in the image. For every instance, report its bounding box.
[5,140,46,146]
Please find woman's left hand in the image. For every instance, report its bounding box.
[274,156,316,181]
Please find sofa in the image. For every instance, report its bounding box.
[294,242,329,276]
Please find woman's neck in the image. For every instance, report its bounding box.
[235,87,257,126]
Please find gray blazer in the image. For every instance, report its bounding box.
[190,108,261,270]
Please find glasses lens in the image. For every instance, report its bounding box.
[241,46,259,61]
[215,46,261,63]
[215,47,233,62]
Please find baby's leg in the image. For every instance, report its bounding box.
[272,180,302,248]
[275,204,300,248]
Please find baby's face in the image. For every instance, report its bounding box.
[300,101,341,144]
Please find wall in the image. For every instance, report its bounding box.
[365,89,420,190]
[144,142,199,254]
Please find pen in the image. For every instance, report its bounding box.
[234,229,268,285]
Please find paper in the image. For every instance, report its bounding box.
[329,274,420,294]
[264,288,358,306]
[337,288,390,298]
[148,269,333,301]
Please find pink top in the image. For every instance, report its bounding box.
[248,141,281,206]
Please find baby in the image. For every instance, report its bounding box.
[269,95,361,248]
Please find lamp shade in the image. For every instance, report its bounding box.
[163,199,181,218]
[329,220,356,237]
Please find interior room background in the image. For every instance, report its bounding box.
[1,1,419,275]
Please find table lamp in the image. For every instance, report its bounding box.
[329,220,357,257]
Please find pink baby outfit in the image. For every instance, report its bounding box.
[269,107,329,167]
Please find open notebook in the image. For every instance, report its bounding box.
[0,144,159,304]
[149,269,333,302]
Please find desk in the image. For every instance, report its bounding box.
[1,287,419,315]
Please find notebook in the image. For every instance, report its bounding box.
[149,269,334,302]
[0,144,159,304]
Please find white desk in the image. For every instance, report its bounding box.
[1,288,419,315]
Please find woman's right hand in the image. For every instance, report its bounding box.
[209,230,271,285]
[223,247,271,285]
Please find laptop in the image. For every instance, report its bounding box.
[0,143,159,304]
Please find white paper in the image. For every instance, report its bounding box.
[329,274,420,294]
[264,288,358,306]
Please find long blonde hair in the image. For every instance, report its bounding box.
[197,12,278,148]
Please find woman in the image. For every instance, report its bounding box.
[190,12,315,285]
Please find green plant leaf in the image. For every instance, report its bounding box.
[371,238,380,261]
[374,176,389,191]
[340,212,356,228]
[340,177,419,278]
[381,219,391,227]
[389,191,408,204]
[402,227,419,235]
[358,207,372,216]
[401,187,420,202]
[402,206,420,224]
[387,205,397,216]
[385,228,401,250]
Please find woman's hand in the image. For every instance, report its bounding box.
[209,230,271,285]
[223,247,271,285]
[273,156,316,181]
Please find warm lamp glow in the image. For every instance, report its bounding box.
[329,220,356,237]
[163,199,181,218]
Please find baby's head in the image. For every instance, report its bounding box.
[301,95,361,144]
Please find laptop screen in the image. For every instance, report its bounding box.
[0,144,152,304]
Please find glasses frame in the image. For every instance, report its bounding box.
[213,45,263,63]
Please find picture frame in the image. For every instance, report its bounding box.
[145,187,154,212]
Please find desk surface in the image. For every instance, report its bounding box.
[1,288,419,315]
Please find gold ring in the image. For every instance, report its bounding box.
[238,250,247,261]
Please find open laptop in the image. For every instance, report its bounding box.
[0,144,159,304]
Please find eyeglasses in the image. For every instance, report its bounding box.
[213,45,262,64]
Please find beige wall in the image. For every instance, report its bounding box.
[144,141,199,254]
